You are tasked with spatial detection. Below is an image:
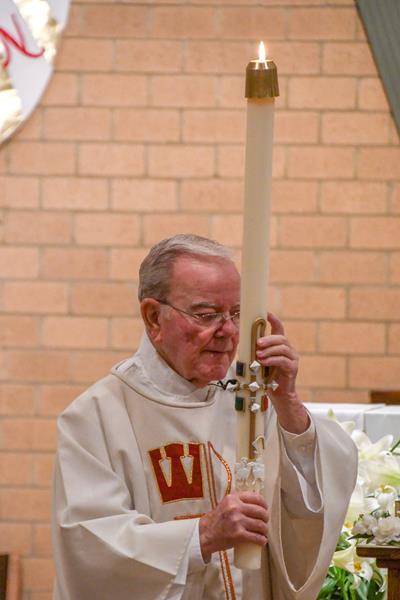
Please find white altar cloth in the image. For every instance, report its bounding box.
[305,403,385,433]
[306,403,400,443]
[364,405,400,443]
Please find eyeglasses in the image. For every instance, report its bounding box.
[157,300,240,329]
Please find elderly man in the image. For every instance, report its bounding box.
[52,234,357,600]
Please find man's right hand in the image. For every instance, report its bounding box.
[199,491,269,562]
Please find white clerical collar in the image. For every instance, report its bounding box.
[113,332,212,404]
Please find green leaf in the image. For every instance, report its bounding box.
[355,581,368,600]
[390,437,400,453]
[336,532,352,551]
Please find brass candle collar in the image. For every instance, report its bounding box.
[245,59,279,100]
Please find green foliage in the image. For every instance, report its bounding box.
[317,567,385,600]
[336,532,352,551]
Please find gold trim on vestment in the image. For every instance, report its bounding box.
[205,443,236,600]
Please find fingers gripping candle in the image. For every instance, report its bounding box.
[234,42,279,571]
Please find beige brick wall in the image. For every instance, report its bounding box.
[1,0,399,596]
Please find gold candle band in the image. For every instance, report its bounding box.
[245,59,279,100]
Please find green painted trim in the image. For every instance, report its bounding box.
[356,0,400,135]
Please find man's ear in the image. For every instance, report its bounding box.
[140,298,162,342]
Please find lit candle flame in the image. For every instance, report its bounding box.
[258,41,266,62]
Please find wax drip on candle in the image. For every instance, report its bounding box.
[258,41,266,63]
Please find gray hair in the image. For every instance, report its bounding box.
[138,234,233,301]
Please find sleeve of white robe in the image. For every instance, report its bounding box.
[52,395,201,600]
[279,419,323,516]
[264,413,358,600]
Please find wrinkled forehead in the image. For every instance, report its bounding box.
[169,255,240,304]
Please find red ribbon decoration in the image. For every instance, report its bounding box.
[0,13,45,68]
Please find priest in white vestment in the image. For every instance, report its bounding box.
[52,234,357,600]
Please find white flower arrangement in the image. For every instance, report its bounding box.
[318,413,400,599]
[351,485,400,545]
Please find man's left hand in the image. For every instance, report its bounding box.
[256,312,309,435]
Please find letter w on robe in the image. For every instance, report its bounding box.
[149,442,204,503]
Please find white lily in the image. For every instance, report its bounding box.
[332,542,374,587]
[340,424,400,493]
[365,454,400,490]
[329,412,393,460]
[326,412,398,597]
[332,541,357,571]
[351,429,393,460]
[345,483,366,526]
[376,485,398,513]
[363,496,380,514]
[363,485,398,515]
[352,560,374,588]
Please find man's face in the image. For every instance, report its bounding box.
[150,256,240,387]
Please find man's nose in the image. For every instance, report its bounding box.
[214,315,237,337]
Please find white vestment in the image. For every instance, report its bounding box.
[52,334,357,600]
